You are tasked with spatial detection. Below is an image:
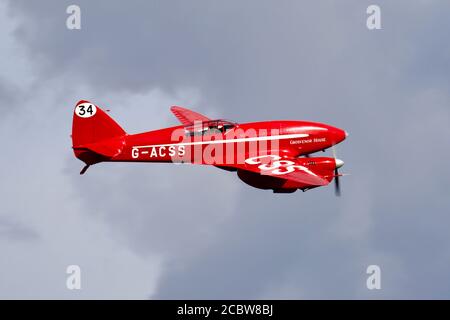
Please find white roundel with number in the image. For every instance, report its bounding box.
[75,103,97,118]
[245,154,310,176]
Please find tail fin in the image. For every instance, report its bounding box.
[72,100,126,168]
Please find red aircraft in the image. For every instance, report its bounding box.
[72,100,348,194]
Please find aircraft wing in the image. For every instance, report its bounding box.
[170,106,210,126]
[231,155,330,187]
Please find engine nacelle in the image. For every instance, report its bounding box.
[237,169,286,190]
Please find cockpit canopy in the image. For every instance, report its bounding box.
[184,119,237,136]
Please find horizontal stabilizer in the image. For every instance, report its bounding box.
[73,137,125,164]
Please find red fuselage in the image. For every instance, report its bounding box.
[109,120,347,164]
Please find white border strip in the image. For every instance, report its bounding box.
[133,133,309,149]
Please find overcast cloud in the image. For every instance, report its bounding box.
[1,0,450,299]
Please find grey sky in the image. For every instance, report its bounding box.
[1,0,450,299]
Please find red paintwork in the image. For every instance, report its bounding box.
[72,100,347,193]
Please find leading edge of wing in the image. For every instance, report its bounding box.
[274,168,329,186]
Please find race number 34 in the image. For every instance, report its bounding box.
[75,103,97,118]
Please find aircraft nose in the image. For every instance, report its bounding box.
[328,126,347,144]
[335,158,344,169]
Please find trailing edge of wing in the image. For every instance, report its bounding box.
[170,106,210,126]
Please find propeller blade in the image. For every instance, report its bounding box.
[332,146,343,196]
[334,168,341,196]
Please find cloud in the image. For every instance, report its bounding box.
[0,217,39,242]
[2,0,450,299]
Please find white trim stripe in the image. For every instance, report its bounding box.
[132,133,309,149]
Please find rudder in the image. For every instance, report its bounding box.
[72,100,126,146]
[72,100,126,167]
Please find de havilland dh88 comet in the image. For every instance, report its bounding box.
[71,100,348,194]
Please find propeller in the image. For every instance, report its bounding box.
[334,167,341,196]
[332,146,344,197]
